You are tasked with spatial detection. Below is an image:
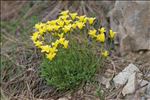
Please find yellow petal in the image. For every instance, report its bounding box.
[77,15,86,22]
[34,41,43,48]
[70,13,77,20]
[96,33,105,43]
[46,52,56,61]
[102,50,109,57]
[63,40,69,48]
[31,32,39,41]
[109,29,116,39]
[77,22,85,29]
[40,45,51,53]
[99,27,106,34]
[88,29,97,38]
[88,17,95,25]
[60,10,69,15]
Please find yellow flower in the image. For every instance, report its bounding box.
[35,23,45,30]
[88,17,96,25]
[58,37,65,44]
[77,15,86,22]
[31,32,39,41]
[63,24,72,33]
[76,22,85,29]
[99,27,106,34]
[109,29,116,39]
[57,21,64,27]
[62,40,69,48]
[60,10,69,16]
[53,25,60,31]
[59,15,69,20]
[34,40,43,48]
[70,13,77,20]
[96,33,105,43]
[46,21,51,25]
[47,20,57,25]
[46,52,56,61]
[88,29,97,38]
[47,25,53,31]
[72,23,77,29]
[49,47,58,53]
[58,33,64,38]
[41,45,51,53]
[102,50,109,57]
[83,17,88,23]
[38,27,47,35]
[64,20,72,25]
[52,40,59,48]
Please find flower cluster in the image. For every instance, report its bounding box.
[88,27,116,57]
[31,10,96,61]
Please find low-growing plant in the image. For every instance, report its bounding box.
[31,10,116,91]
[41,39,101,90]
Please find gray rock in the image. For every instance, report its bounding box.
[122,73,137,96]
[138,80,149,87]
[137,81,148,96]
[101,77,111,88]
[141,97,146,100]
[108,1,150,54]
[113,63,140,86]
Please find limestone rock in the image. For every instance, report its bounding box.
[108,1,150,54]
[122,73,137,96]
[113,63,140,86]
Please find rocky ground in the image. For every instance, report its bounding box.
[56,51,150,100]
[2,50,149,100]
[1,1,150,100]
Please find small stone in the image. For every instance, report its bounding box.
[77,89,84,95]
[65,94,71,99]
[113,63,140,86]
[122,73,137,96]
[138,80,149,87]
[141,96,146,100]
[101,77,111,88]
[139,51,144,54]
